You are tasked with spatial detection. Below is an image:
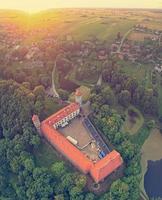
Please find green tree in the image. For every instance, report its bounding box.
[118,90,131,107]
[51,161,66,178]
[110,180,129,200]
[33,85,45,97]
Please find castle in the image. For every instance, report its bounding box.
[32,90,123,183]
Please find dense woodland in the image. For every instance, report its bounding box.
[0,80,97,200]
[0,77,155,199]
[89,85,156,200]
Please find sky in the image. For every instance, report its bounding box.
[0,0,162,12]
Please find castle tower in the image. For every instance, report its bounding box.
[32,115,42,136]
[75,89,82,106]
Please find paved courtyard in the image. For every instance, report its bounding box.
[59,116,100,162]
[59,116,92,148]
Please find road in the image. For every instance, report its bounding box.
[52,55,60,98]
[117,28,134,53]
[96,73,102,86]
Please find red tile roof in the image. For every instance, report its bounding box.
[90,150,123,183]
[40,103,123,183]
[43,103,80,125]
[41,121,93,173]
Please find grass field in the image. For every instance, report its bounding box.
[34,140,61,168]
[44,97,63,117]
[142,21,162,31]
[140,129,162,197]
[71,19,136,41]
[122,106,144,135]
[118,60,153,87]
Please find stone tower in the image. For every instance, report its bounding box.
[75,89,82,106]
[32,115,42,136]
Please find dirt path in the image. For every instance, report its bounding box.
[117,28,134,53]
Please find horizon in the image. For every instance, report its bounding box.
[0,0,161,13]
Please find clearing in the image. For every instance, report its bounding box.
[122,106,144,135]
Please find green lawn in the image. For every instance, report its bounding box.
[33,139,76,172]
[44,97,63,117]
[119,60,153,87]
[71,18,136,41]
[131,126,151,147]
[33,140,61,168]
[122,106,144,135]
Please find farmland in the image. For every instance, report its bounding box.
[128,32,156,41]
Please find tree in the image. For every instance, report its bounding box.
[24,158,35,172]
[74,174,86,190]
[84,193,95,200]
[69,186,83,200]
[33,85,45,97]
[118,90,131,107]
[34,100,44,116]
[55,194,65,200]
[51,161,66,178]
[58,89,69,101]
[110,180,129,200]
[118,140,136,162]
[102,86,115,105]
[146,120,155,129]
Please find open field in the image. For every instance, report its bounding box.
[118,60,153,87]
[140,129,162,197]
[142,21,162,31]
[71,19,136,41]
[122,106,144,135]
[128,32,156,41]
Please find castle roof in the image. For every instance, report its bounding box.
[43,103,80,125]
[40,103,123,183]
[41,120,93,173]
[90,150,123,183]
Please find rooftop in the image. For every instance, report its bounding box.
[40,103,123,183]
[44,103,80,125]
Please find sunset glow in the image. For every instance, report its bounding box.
[0,0,162,12]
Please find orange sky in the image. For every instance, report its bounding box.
[0,0,161,12]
